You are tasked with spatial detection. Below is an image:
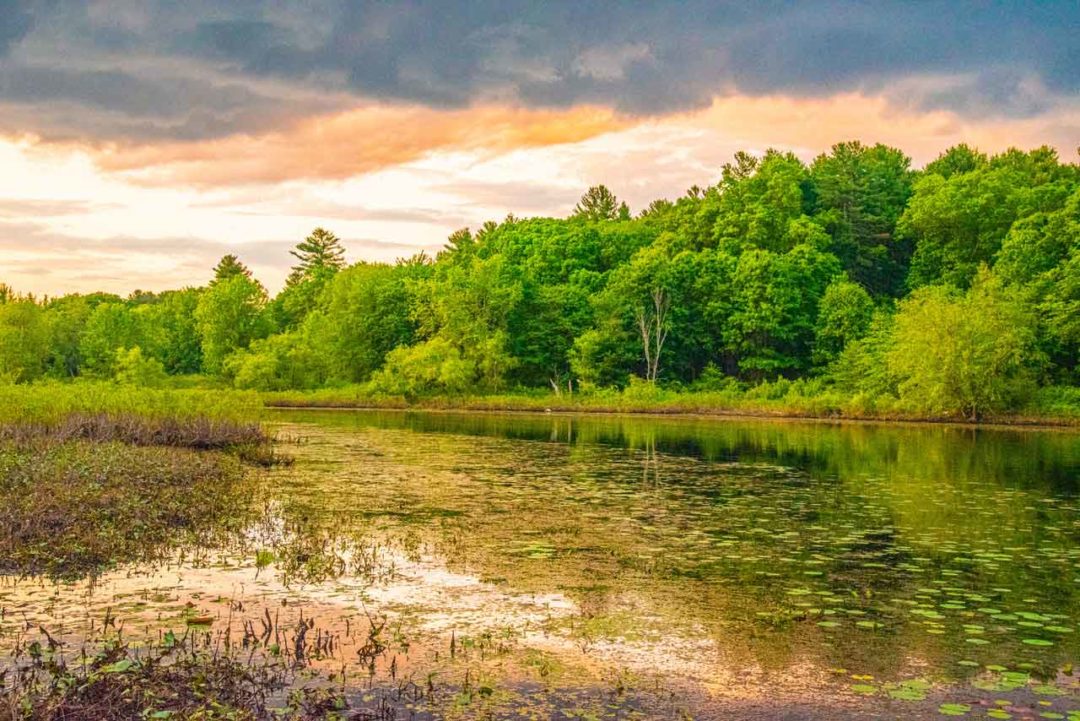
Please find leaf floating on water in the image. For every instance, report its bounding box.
[938,702,972,716]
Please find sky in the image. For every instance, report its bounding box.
[0,1,1077,296]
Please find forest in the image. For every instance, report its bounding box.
[2,142,1078,421]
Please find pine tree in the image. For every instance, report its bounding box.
[211,254,253,284]
[572,185,623,222]
[288,228,346,285]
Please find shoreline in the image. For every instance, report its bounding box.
[262,396,1080,432]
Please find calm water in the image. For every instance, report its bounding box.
[4,410,1080,719]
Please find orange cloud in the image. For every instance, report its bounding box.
[10,91,1077,194]
[83,103,629,187]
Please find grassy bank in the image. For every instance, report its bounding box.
[261,381,1080,427]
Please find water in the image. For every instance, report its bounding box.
[4,409,1080,719]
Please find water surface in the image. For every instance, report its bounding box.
[4,410,1080,719]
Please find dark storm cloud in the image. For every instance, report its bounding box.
[0,0,1076,142]
[0,0,33,55]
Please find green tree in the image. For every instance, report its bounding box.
[903,146,1076,289]
[211,254,253,284]
[195,274,270,374]
[225,330,329,391]
[813,278,875,366]
[42,295,91,378]
[113,346,168,387]
[78,302,141,376]
[287,227,346,284]
[1041,247,1080,378]
[136,288,203,374]
[924,144,987,179]
[312,260,425,382]
[509,281,592,392]
[369,337,475,397]
[829,307,899,398]
[598,240,678,382]
[413,252,522,390]
[272,229,348,329]
[725,244,842,378]
[887,269,1041,419]
[572,185,625,222]
[810,141,914,295]
[713,149,811,253]
[0,298,49,382]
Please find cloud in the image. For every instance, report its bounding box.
[0,0,32,55]
[0,0,1074,148]
[0,197,117,217]
[89,103,628,186]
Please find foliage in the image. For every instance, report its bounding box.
[0,142,1077,421]
[195,274,271,374]
[813,277,875,366]
[112,346,168,387]
[211,254,253,283]
[0,297,49,383]
[886,270,1042,419]
[369,336,475,397]
[572,185,629,222]
[287,227,346,282]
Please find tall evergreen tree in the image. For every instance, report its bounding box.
[573,186,625,222]
[211,255,253,284]
[288,228,346,285]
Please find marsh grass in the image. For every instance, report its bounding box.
[0,382,281,578]
[0,381,261,425]
[0,441,258,579]
[0,413,280,466]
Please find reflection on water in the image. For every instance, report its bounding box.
[3,409,1080,719]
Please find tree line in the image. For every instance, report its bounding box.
[1,142,1077,419]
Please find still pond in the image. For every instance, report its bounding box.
[4,410,1080,719]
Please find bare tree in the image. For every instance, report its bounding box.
[636,287,670,382]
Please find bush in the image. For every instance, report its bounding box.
[368,338,476,397]
[887,270,1042,419]
[113,346,167,387]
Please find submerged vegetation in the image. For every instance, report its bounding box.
[2,143,1079,422]
[0,441,253,578]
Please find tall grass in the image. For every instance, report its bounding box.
[0,381,278,462]
[0,381,261,425]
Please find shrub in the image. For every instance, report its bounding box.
[113,346,167,387]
